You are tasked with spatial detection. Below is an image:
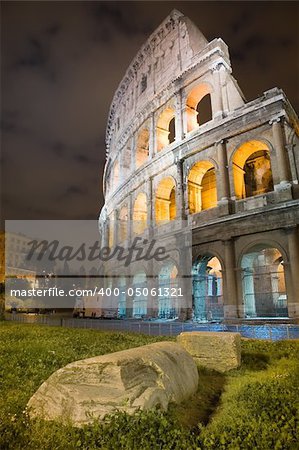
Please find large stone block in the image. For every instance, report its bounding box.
[27,341,198,426]
[177,331,241,372]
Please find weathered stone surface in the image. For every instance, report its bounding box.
[27,341,198,426]
[177,331,241,372]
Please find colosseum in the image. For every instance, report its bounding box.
[99,9,299,323]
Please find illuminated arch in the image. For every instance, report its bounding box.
[192,254,223,321]
[156,107,176,151]
[232,140,274,199]
[133,192,147,234]
[155,177,176,223]
[188,160,217,213]
[136,127,149,169]
[241,244,287,318]
[186,83,212,132]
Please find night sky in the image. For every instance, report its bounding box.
[1,1,298,228]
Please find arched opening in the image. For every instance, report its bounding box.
[186,83,212,132]
[155,177,176,224]
[232,140,274,199]
[241,246,287,318]
[168,117,175,144]
[158,262,178,319]
[156,107,175,151]
[192,255,223,321]
[133,193,147,235]
[188,161,217,214]
[132,271,147,318]
[136,127,149,169]
[118,206,128,243]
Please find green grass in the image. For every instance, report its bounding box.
[0,322,298,450]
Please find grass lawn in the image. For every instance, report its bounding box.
[0,322,298,450]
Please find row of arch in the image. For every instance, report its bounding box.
[109,140,274,244]
[110,83,213,188]
[84,245,287,320]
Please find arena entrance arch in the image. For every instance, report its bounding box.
[241,245,287,318]
[192,255,223,321]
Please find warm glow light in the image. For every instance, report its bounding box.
[232,140,273,199]
[155,177,176,223]
[188,160,217,213]
[186,83,212,132]
[156,107,175,151]
[136,127,149,168]
[133,193,147,234]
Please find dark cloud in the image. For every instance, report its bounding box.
[45,24,61,37]
[91,3,152,38]
[74,154,93,164]
[65,185,88,196]
[49,141,66,157]
[14,37,47,68]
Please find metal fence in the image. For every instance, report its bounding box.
[4,313,299,341]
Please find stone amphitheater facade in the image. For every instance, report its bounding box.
[99,10,299,322]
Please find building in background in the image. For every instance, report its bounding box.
[99,10,299,322]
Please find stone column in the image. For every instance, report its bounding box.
[128,194,134,245]
[217,140,230,201]
[175,90,184,141]
[147,178,153,229]
[219,64,229,116]
[113,210,119,246]
[223,239,238,319]
[286,226,299,318]
[217,140,231,216]
[175,159,186,220]
[149,113,155,159]
[211,64,224,118]
[272,118,291,184]
[130,134,136,172]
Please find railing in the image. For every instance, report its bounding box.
[4,313,299,340]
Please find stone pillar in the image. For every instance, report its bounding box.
[219,64,229,116]
[217,140,230,201]
[175,90,184,141]
[149,113,155,159]
[175,159,186,220]
[286,226,299,318]
[130,134,136,172]
[211,64,224,118]
[181,91,189,137]
[119,150,124,185]
[128,195,134,245]
[114,210,119,246]
[217,140,231,216]
[147,178,153,229]
[272,119,291,184]
[223,239,239,319]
